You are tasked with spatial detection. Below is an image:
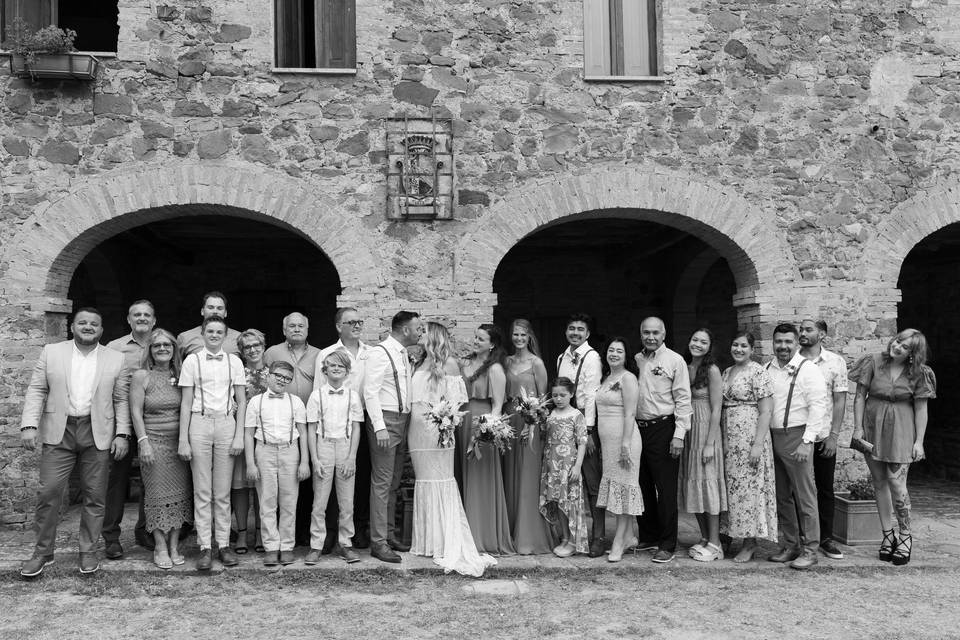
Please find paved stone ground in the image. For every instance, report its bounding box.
[3,475,958,575]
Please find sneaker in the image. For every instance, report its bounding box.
[790,548,819,571]
[337,545,361,564]
[104,540,124,560]
[304,548,322,565]
[78,552,100,575]
[651,549,675,564]
[279,550,295,565]
[635,540,659,552]
[819,539,844,560]
[20,554,54,578]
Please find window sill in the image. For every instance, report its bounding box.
[272,67,357,75]
[584,75,668,83]
[0,50,116,58]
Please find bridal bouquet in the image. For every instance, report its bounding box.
[514,387,551,445]
[424,398,466,449]
[468,413,514,459]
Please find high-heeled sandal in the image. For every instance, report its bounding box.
[891,533,912,566]
[234,529,248,555]
[878,529,897,562]
[608,540,625,563]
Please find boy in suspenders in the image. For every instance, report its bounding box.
[178,315,247,571]
[244,361,309,567]
[305,351,363,564]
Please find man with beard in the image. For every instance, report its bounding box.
[176,291,242,359]
[766,323,829,570]
[799,319,849,560]
[19,308,131,577]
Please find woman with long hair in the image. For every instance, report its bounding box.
[850,328,936,566]
[408,321,496,576]
[459,324,516,554]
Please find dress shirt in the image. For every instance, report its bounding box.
[178,349,246,414]
[314,339,370,393]
[306,383,363,439]
[68,343,99,417]
[246,391,307,444]
[263,342,321,404]
[766,351,829,444]
[557,342,602,428]
[804,347,849,440]
[362,336,411,432]
[106,333,149,370]
[176,325,242,359]
[635,344,693,439]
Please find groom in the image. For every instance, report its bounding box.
[361,311,422,563]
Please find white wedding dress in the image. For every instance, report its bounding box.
[409,370,496,577]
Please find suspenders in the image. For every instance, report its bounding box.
[767,359,806,429]
[195,352,234,416]
[378,344,404,413]
[257,393,296,445]
[317,387,352,439]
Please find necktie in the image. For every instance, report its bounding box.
[206,353,223,361]
[268,392,285,399]
[328,388,344,395]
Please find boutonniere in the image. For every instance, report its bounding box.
[785,364,797,375]
[570,351,581,366]
[650,365,667,377]
[169,376,177,387]
[610,379,622,392]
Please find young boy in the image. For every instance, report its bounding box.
[305,350,363,564]
[244,361,310,567]
[178,315,247,571]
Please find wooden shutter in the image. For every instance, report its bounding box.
[275,0,305,67]
[582,0,610,76]
[2,0,56,44]
[622,0,656,76]
[315,0,355,68]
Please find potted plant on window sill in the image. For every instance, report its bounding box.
[4,17,100,81]
[834,477,883,545]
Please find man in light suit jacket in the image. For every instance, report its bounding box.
[19,308,131,578]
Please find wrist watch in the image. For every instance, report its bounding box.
[115,433,132,440]
[802,436,814,445]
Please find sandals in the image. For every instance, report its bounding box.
[553,541,576,558]
[879,529,897,562]
[234,529,248,555]
[732,544,756,564]
[692,542,724,562]
[153,548,173,570]
[688,538,708,559]
[170,547,185,566]
[891,533,912,566]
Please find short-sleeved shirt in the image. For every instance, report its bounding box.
[263,342,321,405]
[307,383,363,440]
[245,391,307,444]
[176,325,243,360]
[178,349,246,414]
[804,347,849,439]
[106,333,149,371]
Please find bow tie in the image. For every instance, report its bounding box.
[268,392,285,399]
[206,353,224,361]
[328,389,344,395]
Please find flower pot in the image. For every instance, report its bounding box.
[9,53,101,80]
[833,491,883,545]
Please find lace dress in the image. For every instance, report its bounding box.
[409,370,496,576]
[595,375,644,515]
[540,411,589,553]
[140,369,193,533]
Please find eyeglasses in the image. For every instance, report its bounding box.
[341,320,364,328]
[271,373,293,383]
[151,342,174,350]
[241,343,264,351]
[324,363,347,370]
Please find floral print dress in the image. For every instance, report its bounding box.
[540,411,589,553]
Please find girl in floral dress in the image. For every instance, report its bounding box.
[540,377,589,557]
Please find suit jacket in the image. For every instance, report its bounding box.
[20,341,131,450]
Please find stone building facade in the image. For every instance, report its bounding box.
[2,0,960,525]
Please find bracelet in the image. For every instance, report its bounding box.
[137,436,149,443]
[20,425,37,432]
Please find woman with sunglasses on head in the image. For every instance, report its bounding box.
[233,328,269,554]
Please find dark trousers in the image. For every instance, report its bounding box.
[102,438,146,543]
[581,429,605,541]
[322,417,371,548]
[772,427,820,550]
[812,441,836,542]
[35,416,111,555]
[636,416,680,552]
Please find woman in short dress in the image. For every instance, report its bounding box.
[719,331,776,563]
[234,328,268,553]
[850,328,936,566]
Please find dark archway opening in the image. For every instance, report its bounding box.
[493,217,738,376]
[67,214,341,349]
[898,222,960,480]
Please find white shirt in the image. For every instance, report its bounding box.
[68,343,99,417]
[362,336,411,432]
[178,349,246,414]
[766,352,829,444]
[635,344,693,439]
[804,347,849,440]
[307,383,363,439]
[245,391,307,444]
[556,342,602,428]
[314,339,371,394]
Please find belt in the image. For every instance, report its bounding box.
[256,439,297,448]
[776,424,806,431]
[193,411,230,418]
[66,415,91,422]
[635,414,674,428]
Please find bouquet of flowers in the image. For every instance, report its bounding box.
[513,387,551,445]
[468,413,514,459]
[424,398,466,449]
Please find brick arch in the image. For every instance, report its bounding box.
[0,162,378,311]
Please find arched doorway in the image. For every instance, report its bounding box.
[493,214,738,370]
[67,209,342,347]
[898,222,960,480]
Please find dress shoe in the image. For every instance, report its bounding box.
[263,551,280,567]
[768,547,801,563]
[371,543,401,564]
[135,530,156,550]
[588,538,606,558]
[337,545,361,564]
[790,548,819,570]
[79,552,100,575]
[219,547,239,567]
[651,549,675,564]
[104,540,124,560]
[279,550,295,565]
[819,539,844,560]
[196,549,213,571]
[388,537,411,552]
[304,548,322,565]
[352,528,370,550]
[20,554,54,578]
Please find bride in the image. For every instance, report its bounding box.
[409,321,496,577]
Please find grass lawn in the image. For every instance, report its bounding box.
[1,565,957,639]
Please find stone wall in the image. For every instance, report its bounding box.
[3,0,960,523]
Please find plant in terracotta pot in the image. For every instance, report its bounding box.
[834,476,881,545]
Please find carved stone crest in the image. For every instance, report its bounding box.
[386,117,453,220]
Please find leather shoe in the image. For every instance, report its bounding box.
[304,548,322,565]
[388,536,411,552]
[196,549,213,571]
[263,551,280,567]
[135,530,156,550]
[279,550,295,565]
[588,538,606,558]
[337,545,361,564]
[79,552,100,575]
[768,547,801,563]
[790,548,819,570]
[219,547,239,567]
[20,554,54,578]
[352,528,370,550]
[104,540,124,560]
[371,543,401,563]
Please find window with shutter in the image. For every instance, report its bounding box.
[274,0,356,72]
[583,0,659,80]
[1,0,117,53]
